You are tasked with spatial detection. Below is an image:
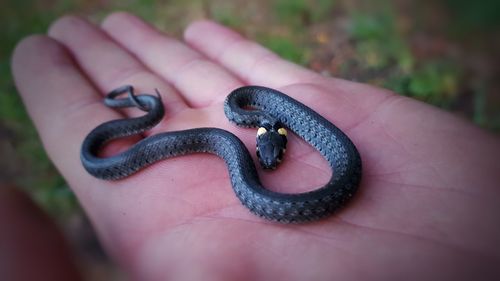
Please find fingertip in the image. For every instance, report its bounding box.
[11,35,70,86]
[48,14,87,39]
[101,11,141,31]
[101,11,162,45]
[12,34,51,66]
[184,19,217,37]
[183,19,241,43]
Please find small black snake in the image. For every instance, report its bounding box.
[81,85,362,223]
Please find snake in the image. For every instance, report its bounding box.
[81,85,362,223]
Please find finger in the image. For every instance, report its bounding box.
[11,35,135,193]
[184,20,325,88]
[48,15,187,118]
[101,12,243,107]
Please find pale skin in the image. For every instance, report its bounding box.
[10,12,500,281]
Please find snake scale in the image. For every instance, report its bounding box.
[81,85,362,223]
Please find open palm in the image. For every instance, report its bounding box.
[12,13,500,281]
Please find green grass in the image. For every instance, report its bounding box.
[344,1,496,117]
[259,35,309,65]
[446,0,500,35]
[210,2,244,28]
[274,0,336,25]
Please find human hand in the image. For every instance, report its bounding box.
[12,12,500,281]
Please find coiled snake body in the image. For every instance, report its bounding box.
[81,86,362,223]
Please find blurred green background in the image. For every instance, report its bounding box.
[1,0,499,278]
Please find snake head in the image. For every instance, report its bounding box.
[256,124,287,170]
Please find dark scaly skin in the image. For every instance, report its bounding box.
[81,85,362,223]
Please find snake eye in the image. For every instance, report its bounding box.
[277,128,287,136]
[257,127,267,136]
